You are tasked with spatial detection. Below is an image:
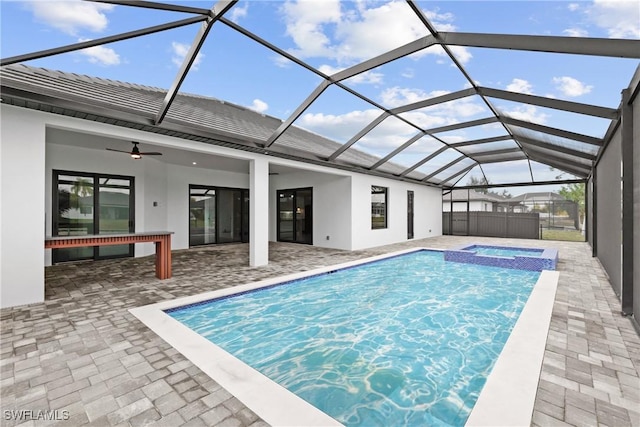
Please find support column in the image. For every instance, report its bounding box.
[0,107,46,308]
[621,89,634,316]
[249,158,269,267]
[592,167,597,257]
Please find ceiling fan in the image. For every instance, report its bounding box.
[106,141,162,159]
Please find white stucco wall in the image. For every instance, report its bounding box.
[443,200,493,212]
[1,106,46,308]
[1,104,444,308]
[269,170,352,250]
[350,174,442,251]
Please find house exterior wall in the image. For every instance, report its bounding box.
[0,106,46,308]
[269,171,352,250]
[1,104,445,308]
[350,174,441,250]
[442,200,492,212]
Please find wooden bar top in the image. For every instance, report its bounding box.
[45,231,174,241]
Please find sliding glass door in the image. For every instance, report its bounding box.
[277,188,312,244]
[189,185,249,246]
[53,171,134,263]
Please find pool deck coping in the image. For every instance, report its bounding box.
[129,247,559,427]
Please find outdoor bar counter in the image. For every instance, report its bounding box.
[45,231,173,279]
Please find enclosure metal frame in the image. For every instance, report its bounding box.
[2,0,638,189]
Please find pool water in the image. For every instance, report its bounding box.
[466,245,544,258]
[168,250,540,426]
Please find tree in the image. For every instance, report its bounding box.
[559,183,585,227]
[495,189,512,198]
[468,176,489,194]
[467,176,511,198]
[58,189,72,215]
[71,178,93,198]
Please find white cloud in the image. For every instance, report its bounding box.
[399,111,449,130]
[409,42,472,67]
[380,86,484,120]
[422,9,456,32]
[334,2,429,60]
[78,42,120,66]
[281,0,341,59]
[552,76,593,97]
[568,3,581,12]
[298,109,381,142]
[248,99,268,113]
[296,84,485,150]
[401,68,415,79]
[272,55,294,68]
[563,28,589,37]
[229,3,248,22]
[586,0,640,38]
[501,105,549,124]
[280,0,472,66]
[25,0,113,36]
[380,87,447,108]
[506,78,533,95]
[296,83,488,154]
[171,42,204,70]
[447,45,472,65]
[438,134,469,145]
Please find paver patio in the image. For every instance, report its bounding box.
[1,236,639,426]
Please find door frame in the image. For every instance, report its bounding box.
[276,187,313,245]
[188,184,249,247]
[407,190,414,239]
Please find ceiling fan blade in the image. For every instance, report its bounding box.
[106,148,132,154]
[139,152,163,156]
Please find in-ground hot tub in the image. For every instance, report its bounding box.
[444,244,558,271]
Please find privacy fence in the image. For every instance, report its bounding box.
[443,211,540,239]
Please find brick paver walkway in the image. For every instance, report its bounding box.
[1,236,638,426]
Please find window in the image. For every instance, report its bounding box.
[371,186,387,229]
[53,170,134,263]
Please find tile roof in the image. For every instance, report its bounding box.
[0,64,421,180]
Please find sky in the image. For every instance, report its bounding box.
[1,0,639,193]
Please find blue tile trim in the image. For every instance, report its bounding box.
[445,244,558,271]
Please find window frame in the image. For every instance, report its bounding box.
[371,185,388,230]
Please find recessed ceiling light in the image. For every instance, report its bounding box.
[192,162,197,165]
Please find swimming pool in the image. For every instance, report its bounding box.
[130,247,559,427]
[167,251,537,426]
